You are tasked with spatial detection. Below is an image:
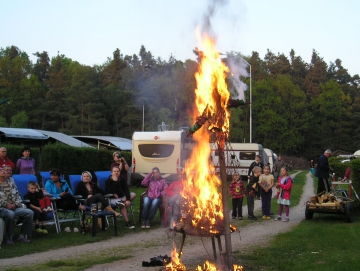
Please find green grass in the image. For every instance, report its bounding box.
[3,172,360,271]
[234,215,360,271]
[0,186,149,260]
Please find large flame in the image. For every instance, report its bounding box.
[180,32,231,235]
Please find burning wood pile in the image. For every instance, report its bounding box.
[308,192,341,210]
[165,28,243,270]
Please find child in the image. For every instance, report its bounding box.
[258,165,274,220]
[274,166,293,222]
[246,166,262,220]
[24,181,52,234]
[229,172,246,220]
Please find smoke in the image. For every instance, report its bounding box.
[201,0,229,38]
[226,52,249,101]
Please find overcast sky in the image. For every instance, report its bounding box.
[1,0,359,75]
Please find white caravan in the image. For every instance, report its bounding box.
[131,129,194,184]
[264,148,275,173]
[210,143,267,177]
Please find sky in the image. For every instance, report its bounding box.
[1,0,359,76]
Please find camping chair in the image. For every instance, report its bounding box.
[39,171,63,187]
[95,171,136,225]
[139,190,166,226]
[12,174,60,233]
[69,174,113,228]
[42,176,82,233]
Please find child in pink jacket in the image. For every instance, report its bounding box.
[274,166,293,222]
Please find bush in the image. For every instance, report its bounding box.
[2,143,132,179]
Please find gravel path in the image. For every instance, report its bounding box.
[2,172,313,271]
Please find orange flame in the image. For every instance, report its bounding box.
[165,247,187,271]
[180,32,232,235]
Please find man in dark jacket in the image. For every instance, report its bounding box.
[315,149,332,194]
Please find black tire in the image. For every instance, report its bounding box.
[345,203,353,223]
[305,202,314,220]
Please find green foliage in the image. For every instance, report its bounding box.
[1,44,360,159]
[11,110,28,127]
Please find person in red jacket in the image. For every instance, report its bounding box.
[229,172,246,220]
[0,147,15,170]
[165,172,185,228]
[274,166,293,222]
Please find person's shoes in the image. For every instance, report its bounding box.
[6,238,14,245]
[116,201,125,208]
[248,215,257,220]
[274,216,282,221]
[238,216,243,220]
[283,217,289,222]
[18,236,30,243]
[64,227,71,232]
[73,227,79,233]
[266,216,271,220]
[42,228,48,234]
[145,220,151,228]
[262,215,267,220]
[125,221,135,229]
[232,216,236,219]
[141,221,146,229]
[36,227,43,233]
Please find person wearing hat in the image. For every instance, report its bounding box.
[315,149,332,194]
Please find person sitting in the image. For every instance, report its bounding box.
[75,171,120,216]
[44,169,80,211]
[24,181,50,234]
[16,146,35,174]
[105,167,136,229]
[165,172,184,228]
[141,167,168,228]
[0,166,33,244]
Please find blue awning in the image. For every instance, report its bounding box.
[0,128,49,140]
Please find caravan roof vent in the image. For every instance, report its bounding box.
[158,122,169,131]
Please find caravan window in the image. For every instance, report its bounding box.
[239,152,256,161]
[138,144,175,158]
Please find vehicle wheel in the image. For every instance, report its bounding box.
[305,202,313,220]
[345,203,353,223]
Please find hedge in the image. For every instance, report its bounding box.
[2,143,132,182]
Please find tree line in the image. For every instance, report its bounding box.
[0,45,359,159]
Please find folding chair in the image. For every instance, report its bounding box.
[12,174,60,233]
[43,176,82,233]
[95,171,136,225]
[39,171,63,187]
[139,189,166,226]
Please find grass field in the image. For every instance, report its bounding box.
[2,171,360,271]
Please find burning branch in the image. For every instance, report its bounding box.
[187,99,245,138]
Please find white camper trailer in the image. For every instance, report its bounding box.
[264,148,275,173]
[210,143,267,177]
[131,129,195,184]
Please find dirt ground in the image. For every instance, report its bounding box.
[2,171,313,271]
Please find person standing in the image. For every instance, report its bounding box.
[229,172,246,220]
[309,160,315,175]
[258,165,274,220]
[246,166,262,220]
[273,156,285,182]
[274,166,293,222]
[111,151,130,183]
[315,149,332,194]
[0,147,15,170]
[16,147,35,174]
